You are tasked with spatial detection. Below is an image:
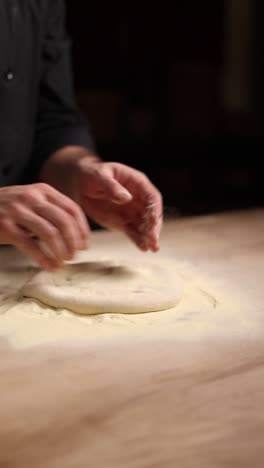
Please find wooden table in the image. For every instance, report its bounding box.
[0,208,264,468]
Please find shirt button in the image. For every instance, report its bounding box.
[5,70,15,82]
[12,5,19,17]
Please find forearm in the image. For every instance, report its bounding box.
[39,146,100,202]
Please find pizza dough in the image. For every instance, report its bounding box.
[21,257,184,315]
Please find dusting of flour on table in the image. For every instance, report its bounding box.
[21,258,184,315]
[0,244,251,349]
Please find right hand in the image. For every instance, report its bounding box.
[0,183,90,271]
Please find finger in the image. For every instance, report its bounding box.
[144,211,163,252]
[12,204,69,264]
[88,173,133,205]
[46,189,90,246]
[124,223,150,252]
[3,220,61,271]
[137,203,162,252]
[148,223,162,252]
[35,202,84,257]
[19,183,90,246]
[126,172,163,220]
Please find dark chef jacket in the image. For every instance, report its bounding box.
[0,0,94,187]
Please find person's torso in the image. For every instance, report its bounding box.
[0,0,47,185]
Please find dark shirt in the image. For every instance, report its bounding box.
[0,0,94,187]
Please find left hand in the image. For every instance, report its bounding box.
[78,160,163,252]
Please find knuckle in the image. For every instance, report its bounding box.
[141,172,151,184]
[143,172,150,180]
[35,182,50,193]
[69,201,82,218]
[67,198,78,212]
[45,226,58,242]
[9,201,22,215]
[19,188,38,203]
[110,162,123,173]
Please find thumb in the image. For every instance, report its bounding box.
[91,173,133,204]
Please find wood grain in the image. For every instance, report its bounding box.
[1,339,264,468]
[0,208,264,467]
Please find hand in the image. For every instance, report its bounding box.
[78,161,163,252]
[0,183,90,271]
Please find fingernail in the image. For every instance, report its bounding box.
[116,189,133,201]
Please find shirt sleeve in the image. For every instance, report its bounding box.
[30,0,95,178]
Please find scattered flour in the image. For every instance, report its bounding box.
[0,246,252,349]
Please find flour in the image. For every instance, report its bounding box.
[0,244,251,349]
[21,258,184,315]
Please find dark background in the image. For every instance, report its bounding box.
[65,0,264,217]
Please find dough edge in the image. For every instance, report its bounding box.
[21,257,184,315]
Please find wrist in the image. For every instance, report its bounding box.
[40,146,100,174]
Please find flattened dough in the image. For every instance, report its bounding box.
[21,257,184,315]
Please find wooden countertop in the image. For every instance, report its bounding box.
[0,208,264,468]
